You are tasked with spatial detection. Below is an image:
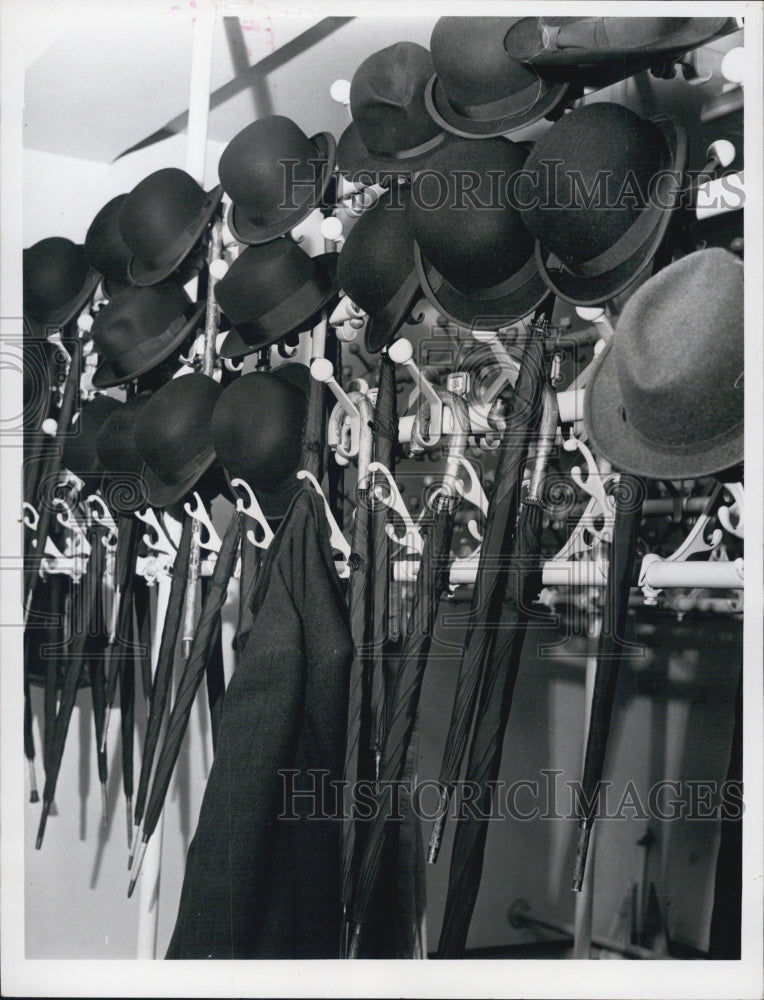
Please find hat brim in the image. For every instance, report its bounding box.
[91,300,207,389]
[127,184,224,287]
[414,243,549,330]
[535,115,688,306]
[364,269,423,354]
[424,73,571,139]
[218,253,339,359]
[140,447,217,509]
[227,133,337,246]
[24,265,102,336]
[336,122,454,181]
[583,336,744,480]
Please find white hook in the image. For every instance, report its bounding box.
[85,493,117,535]
[295,470,351,573]
[183,491,222,554]
[230,477,275,550]
[718,482,744,539]
[134,506,178,558]
[55,504,92,556]
[22,501,39,531]
[368,461,424,557]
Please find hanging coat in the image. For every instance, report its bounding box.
[166,488,353,959]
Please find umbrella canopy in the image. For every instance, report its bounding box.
[348,498,458,957]
[573,473,644,891]
[139,510,242,849]
[131,514,193,847]
[428,324,547,863]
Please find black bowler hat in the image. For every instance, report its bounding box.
[504,17,737,71]
[337,42,449,180]
[337,187,421,354]
[216,242,339,359]
[23,237,101,335]
[212,363,311,518]
[120,168,223,286]
[61,394,122,487]
[134,373,223,509]
[425,17,571,139]
[91,282,206,389]
[410,137,548,329]
[584,249,744,480]
[219,115,336,246]
[518,103,687,306]
[96,392,153,514]
[84,194,133,297]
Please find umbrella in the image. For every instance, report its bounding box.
[36,522,104,848]
[86,522,110,825]
[436,384,558,958]
[428,322,548,864]
[573,472,643,891]
[133,574,154,707]
[347,489,459,958]
[24,665,39,803]
[368,354,398,774]
[102,514,142,743]
[129,514,193,865]
[131,509,243,889]
[119,614,136,847]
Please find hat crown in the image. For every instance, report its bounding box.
[91,282,192,359]
[120,168,208,265]
[350,42,440,153]
[338,188,415,314]
[519,103,671,264]
[431,17,541,109]
[215,240,319,323]
[96,393,152,475]
[84,194,132,283]
[24,237,90,321]
[134,373,222,484]
[411,138,534,291]
[613,249,743,450]
[219,116,323,223]
[212,369,307,491]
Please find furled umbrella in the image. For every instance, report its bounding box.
[130,509,243,889]
[437,383,557,958]
[347,388,469,957]
[572,473,644,891]
[119,610,137,848]
[428,318,549,863]
[129,514,193,870]
[86,517,110,825]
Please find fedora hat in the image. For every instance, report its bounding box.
[518,102,687,306]
[212,364,310,518]
[337,42,449,180]
[119,168,223,286]
[337,187,421,354]
[134,373,223,509]
[91,282,206,389]
[96,391,153,514]
[425,17,571,139]
[84,194,133,297]
[410,137,548,329]
[61,394,122,487]
[23,237,101,334]
[584,249,743,480]
[219,115,336,245]
[216,242,339,359]
[504,17,737,70]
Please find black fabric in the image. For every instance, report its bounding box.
[166,489,353,959]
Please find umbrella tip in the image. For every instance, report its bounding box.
[572,822,592,892]
[348,923,362,960]
[182,638,192,659]
[101,783,108,828]
[28,758,39,802]
[128,837,149,897]
[126,796,133,849]
[100,708,112,753]
[35,801,51,850]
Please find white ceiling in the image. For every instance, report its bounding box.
[23,1,438,163]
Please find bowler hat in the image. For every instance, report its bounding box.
[23,237,101,334]
[410,137,548,329]
[584,249,744,480]
[91,282,206,389]
[337,187,421,354]
[216,242,339,359]
[518,103,687,306]
[219,116,336,245]
[504,17,737,70]
[96,392,153,514]
[212,364,311,518]
[425,17,571,139]
[84,194,133,297]
[120,168,223,286]
[61,394,122,487]
[134,373,223,508]
[337,42,449,180]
